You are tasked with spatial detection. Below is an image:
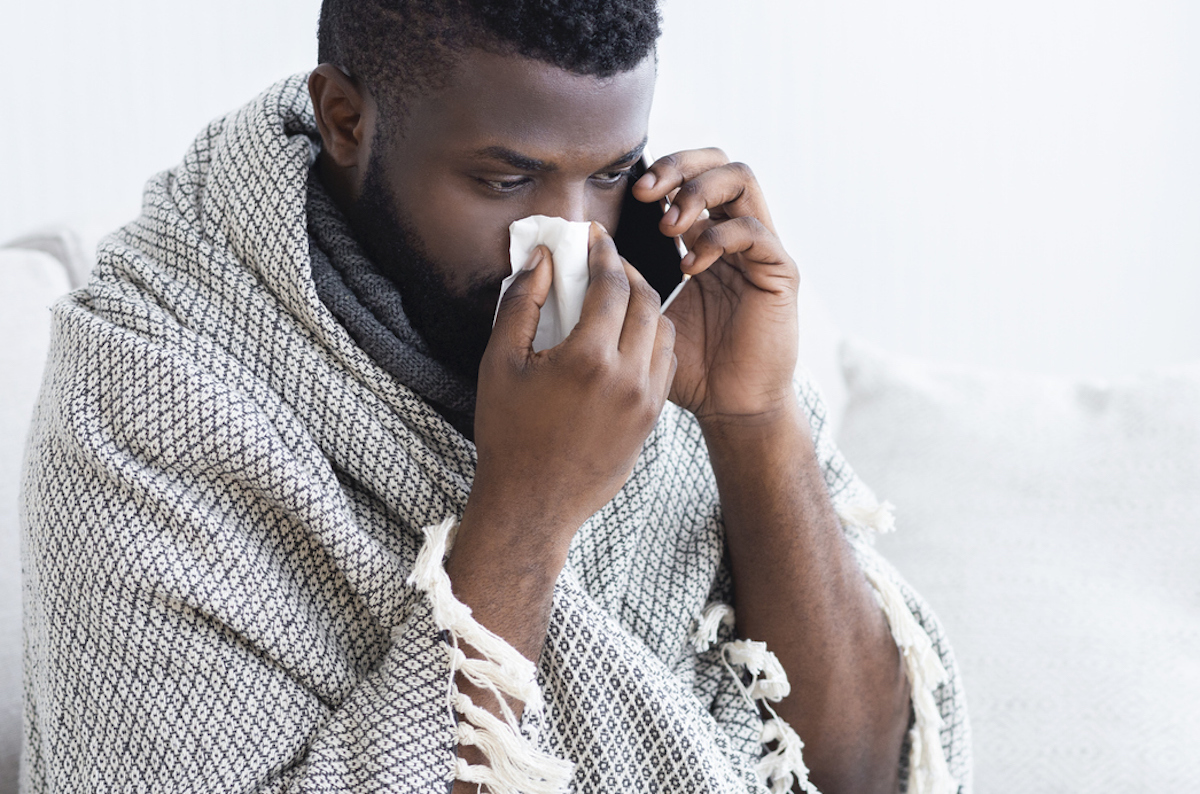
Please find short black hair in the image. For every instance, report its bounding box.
[318,0,661,123]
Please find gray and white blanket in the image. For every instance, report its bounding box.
[20,74,971,794]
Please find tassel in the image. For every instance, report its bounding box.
[455,719,574,794]
[723,640,791,702]
[836,499,897,534]
[758,716,818,794]
[406,516,574,794]
[860,563,957,794]
[718,637,811,792]
[691,602,735,652]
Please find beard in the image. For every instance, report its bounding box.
[342,151,501,387]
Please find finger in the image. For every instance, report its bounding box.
[658,161,775,238]
[681,217,796,290]
[649,313,678,407]
[574,222,631,347]
[491,246,554,357]
[618,258,664,360]
[678,216,716,253]
[631,148,730,203]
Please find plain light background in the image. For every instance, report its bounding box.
[2,0,1197,379]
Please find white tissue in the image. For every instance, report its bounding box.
[496,215,591,352]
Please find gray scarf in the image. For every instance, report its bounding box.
[306,170,478,424]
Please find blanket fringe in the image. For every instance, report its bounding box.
[695,524,959,794]
[406,517,574,794]
[860,563,957,794]
[758,714,818,794]
[836,498,897,534]
[723,639,791,702]
[695,602,816,794]
[690,602,735,652]
[836,495,956,792]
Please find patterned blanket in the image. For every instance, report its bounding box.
[20,75,971,793]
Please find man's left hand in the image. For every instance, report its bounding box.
[635,149,912,794]
[632,149,799,424]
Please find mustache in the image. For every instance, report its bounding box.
[456,268,508,309]
[457,275,505,313]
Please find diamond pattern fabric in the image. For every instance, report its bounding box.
[20,75,970,793]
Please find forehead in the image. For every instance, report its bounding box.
[388,48,657,165]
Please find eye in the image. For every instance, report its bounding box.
[591,167,635,187]
[478,176,532,193]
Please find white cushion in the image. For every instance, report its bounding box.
[0,247,71,790]
[796,275,846,435]
[3,226,97,289]
[836,339,1200,791]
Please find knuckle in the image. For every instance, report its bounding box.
[499,283,538,313]
[696,224,726,250]
[728,161,755,182]
[491,305,518,333]
[574,349,614,383]
[658,314,676,343]
[499,277,529,303]
[638,389,663,424]
[706,147,729,164]
[676,178,704,201]
[621,374,645,405]
[632,384,660,422]
[593,269,631,297]
[741,216,768,236]
[632,277,660,306]
[589,235,618,262]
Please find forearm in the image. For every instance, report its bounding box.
[443,497,575,794]
[703,397,910,794]
[445,502,572,662]
[440,226,674,792]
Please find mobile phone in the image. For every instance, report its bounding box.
[614,153,689,309]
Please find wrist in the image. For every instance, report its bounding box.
[443,503,572,661]
[698,395,819,493]
[452,495,575,574]
[698,392,807,451]
[442,509,569,666]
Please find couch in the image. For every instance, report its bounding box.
[2,229,1197,793]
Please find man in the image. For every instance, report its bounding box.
[21,1,970,792]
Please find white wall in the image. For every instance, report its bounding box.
[3,0,1197,379]
[650,0,1200,378]
[0,0,323,240]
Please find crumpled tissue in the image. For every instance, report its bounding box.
[495,214,591,352]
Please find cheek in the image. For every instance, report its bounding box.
[402,183,517,293]
[592,189,625,236]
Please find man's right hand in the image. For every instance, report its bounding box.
[445,221,677,663]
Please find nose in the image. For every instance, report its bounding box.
[533,183,590,224]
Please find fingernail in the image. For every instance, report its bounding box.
[637,171,657,189]
[526,247,545,269]
[663,205,680,227]
[681,252,696,271]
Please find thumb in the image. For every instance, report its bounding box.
[492,245,554,355]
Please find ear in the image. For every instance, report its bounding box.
[309,64,372,170]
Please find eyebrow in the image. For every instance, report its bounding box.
[473,137,648,173]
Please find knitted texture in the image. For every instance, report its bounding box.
[20,74,971,793]
[307,170,477,418]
